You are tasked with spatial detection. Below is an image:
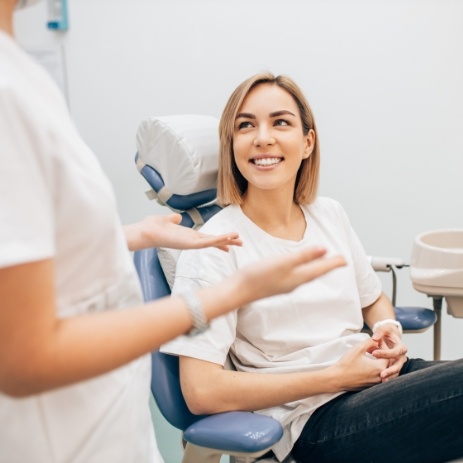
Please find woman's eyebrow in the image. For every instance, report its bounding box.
[270,110,296,118]
[236,112,255,120]
[235,110,296,120]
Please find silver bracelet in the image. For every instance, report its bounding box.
[180,291,210,336]
[372,318,403,336]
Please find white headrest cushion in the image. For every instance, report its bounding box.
[136,114,220,196]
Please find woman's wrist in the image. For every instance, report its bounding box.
[372,319,403,336]
[200,273,245,321]
[123,223,144,252]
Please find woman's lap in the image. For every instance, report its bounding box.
[293,358,463,463]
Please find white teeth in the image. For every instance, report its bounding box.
[253,158,282,166]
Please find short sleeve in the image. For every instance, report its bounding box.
[0,86,55,268]
[160,246,239,366]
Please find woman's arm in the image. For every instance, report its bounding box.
[179,338,388,415]
[123,213,243,252]
[0,247,344,397]
[362,292,397,332]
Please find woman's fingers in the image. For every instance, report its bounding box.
[291,248,346,283]
[380,355,408,382]
[206,232,243,251]
[241,247,346,301]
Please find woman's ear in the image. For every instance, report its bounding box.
[303,129,316,159]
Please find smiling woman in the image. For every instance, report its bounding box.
[161,72,463,463]
[232,84,314,225]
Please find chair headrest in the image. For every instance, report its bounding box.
[135,114,220,211]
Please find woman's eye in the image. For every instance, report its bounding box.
[274,119,290,127]
[237,121,253,130]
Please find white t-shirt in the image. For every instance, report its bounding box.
[162,199,381,461]
[0,31,161,463]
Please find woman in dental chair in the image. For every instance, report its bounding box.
[161,73,463,463]
[0,3,345,463]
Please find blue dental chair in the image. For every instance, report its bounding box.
[133,114,437,463]
[134,246,283,463]
[135,115,284,462]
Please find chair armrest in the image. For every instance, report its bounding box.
[183,411,283,454]
[395,306,437,332]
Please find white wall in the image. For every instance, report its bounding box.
[14,0,463,359]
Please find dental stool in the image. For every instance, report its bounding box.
[133,114,439,462]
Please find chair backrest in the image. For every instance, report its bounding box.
[135,114,220,212]
[134,247,209,431]
[134,114,221,431]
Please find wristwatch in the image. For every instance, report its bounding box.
[180,291,210,336]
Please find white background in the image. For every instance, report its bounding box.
[13,1,463,459]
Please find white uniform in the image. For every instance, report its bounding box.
[162,199,381,462]
[0,31,162,463]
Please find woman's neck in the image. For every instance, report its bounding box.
[241,189,307,241]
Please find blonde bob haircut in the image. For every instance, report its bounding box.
[218,73,320,206]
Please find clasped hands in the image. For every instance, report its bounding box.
[369,323,408,382]
[334,324,408,391]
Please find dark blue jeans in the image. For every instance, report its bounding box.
[292,358,463,463]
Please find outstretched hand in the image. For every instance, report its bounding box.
[239,247,346,304]
[371,324,408,382]
[124,213,243,252]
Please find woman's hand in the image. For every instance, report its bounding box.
[330,338,389,391]
[124,213,243,252]
[370,325,408,382]
[236,247,346,304]
[362,294,407,382]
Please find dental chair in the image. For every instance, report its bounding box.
[133,115,438,463]
[134,246,283,463]
[135,115,283,463]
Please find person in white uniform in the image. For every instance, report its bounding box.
[161,73,463,463]
[0,4,346,463]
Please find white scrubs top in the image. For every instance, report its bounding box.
[0,31,162,463]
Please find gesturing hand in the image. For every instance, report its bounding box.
[238,247,346,303]
[124,213,243,252]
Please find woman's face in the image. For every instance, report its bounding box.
[233,83,315,198]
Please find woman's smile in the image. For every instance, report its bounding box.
[250,156,284,167]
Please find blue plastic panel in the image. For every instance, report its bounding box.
[394,306,437,331]
[184,411,283,453]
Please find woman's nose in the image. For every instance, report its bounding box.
[253,125,276,147]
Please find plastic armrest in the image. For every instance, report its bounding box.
[183,411,283,454]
